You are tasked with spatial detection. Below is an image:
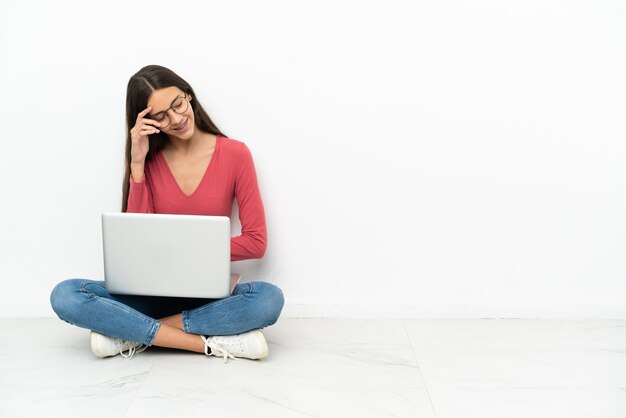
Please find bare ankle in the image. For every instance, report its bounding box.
[152,323,205,353]
[159,313,184,330]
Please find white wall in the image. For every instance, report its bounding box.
[0,0,624,318]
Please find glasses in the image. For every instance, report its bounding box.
[148,95,190,128]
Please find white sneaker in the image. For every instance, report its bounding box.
[90,331,148,359]
[201,330,269,363]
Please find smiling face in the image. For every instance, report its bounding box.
[147,86,195,140]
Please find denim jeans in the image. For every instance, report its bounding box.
[49,278,285,346]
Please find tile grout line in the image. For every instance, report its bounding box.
[121,360,155,418]
[403,319,438,418]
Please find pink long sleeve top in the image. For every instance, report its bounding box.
[126,136,267,261]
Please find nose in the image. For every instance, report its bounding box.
[167,109,186,127]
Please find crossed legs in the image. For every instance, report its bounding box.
[50,279,285,354]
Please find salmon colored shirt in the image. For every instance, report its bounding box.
[126,136,267,262]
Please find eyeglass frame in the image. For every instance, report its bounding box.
[148,94,191,128]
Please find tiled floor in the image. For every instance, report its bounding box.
[1,318,625,417]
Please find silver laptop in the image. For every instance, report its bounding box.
[102,212,238,298]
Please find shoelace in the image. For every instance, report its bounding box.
[201,335,237,363]
[120,343,147,359]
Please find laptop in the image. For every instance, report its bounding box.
[102,212,240,298]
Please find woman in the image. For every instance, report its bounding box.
[50,65,285,363]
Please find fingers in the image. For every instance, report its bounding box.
[133,121,161,133]
[132,107,163,141]
[131,125,160,140]
[140,127,160,135]
[136,107,162,127]
[131,120,161,136]
[141,118,161,128]
[136,125,159,135]
[140,121,160,132]
[136,106,153,123]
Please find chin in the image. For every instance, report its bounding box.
[177,129,193,138]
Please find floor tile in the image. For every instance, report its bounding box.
[123,386,435,418]
[145,318,426,389]
[404,319,626,350]
[0,318,152,418]
[411,348,626,388]
[2,318,625,417]
[428,387,626,418]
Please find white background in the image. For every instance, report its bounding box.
[0,0,624,318]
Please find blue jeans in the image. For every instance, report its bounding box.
[49,279,285,346]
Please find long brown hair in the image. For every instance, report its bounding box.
[121,64,226,212]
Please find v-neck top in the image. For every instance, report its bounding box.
[127,136,267,261]
[156,142,215,199]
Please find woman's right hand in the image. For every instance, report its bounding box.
[130,106,161,164]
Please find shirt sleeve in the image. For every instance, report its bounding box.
[231,143,267,261]
[127,174,155,213]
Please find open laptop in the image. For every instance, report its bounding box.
[102,212,240,298]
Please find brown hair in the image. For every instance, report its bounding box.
[121,65,226,211]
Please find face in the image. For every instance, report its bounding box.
[146,86,194,139]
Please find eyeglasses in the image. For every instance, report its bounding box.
[148,95,190,128]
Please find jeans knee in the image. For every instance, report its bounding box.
[50,278,84,321]
[254,282,284,326]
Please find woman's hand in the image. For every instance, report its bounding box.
[130,106,161,164]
